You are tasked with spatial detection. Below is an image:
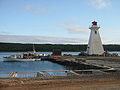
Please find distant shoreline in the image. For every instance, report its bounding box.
[0,50,120,53]
[0,42,120,52]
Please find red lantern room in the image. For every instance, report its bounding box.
[92,21,97,25]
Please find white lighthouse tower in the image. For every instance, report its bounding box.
[87,21,104,55]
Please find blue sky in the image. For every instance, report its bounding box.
[0,0,120,44]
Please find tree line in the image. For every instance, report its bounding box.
[0,42,120,52]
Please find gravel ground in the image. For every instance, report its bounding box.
[0,74,120,90]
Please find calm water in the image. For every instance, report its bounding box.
[0,52,120,72]
[0,52,64,72]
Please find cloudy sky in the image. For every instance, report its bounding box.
[0,0,120,44]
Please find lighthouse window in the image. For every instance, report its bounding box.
[95,31,97,34]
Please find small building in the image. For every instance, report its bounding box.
[52,49,62,56]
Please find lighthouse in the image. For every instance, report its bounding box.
[87,21,104,55]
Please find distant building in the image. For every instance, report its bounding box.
[52,49,62,56]
[87,21,104,55]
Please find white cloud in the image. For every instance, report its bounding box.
[102,37,120,44]
[0,33,120,44]
[58,23,88,34]
[0,35,87,44]
[25,6,32,11]
[89,0,110,9]
[24,6,49,15]
[0,31,11,35]
[35,9,48,15]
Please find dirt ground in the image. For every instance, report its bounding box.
[0,75,120,90]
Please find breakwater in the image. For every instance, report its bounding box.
[42,56,109,70]
[40,56,120,75]
[0,56,119,78]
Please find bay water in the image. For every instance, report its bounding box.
[0,52,120,72]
